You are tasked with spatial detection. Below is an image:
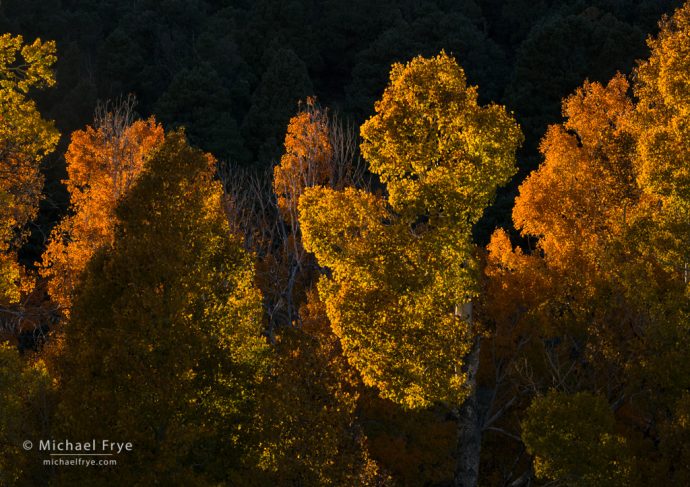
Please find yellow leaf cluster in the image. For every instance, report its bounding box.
[300,52,522,409]
[0,34,58,305]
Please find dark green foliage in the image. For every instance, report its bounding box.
[155,64,248,162]
[241,48,313,165]
[505,10,645,166]
[2,0,679,170]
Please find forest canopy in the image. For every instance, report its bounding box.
[1,0,690,486]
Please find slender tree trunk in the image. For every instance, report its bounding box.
[454,335,482,487]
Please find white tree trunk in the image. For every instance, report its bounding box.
[453,300,482,487]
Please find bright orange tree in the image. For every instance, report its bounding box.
[41,115,163,314]
[483,74,641,486]
[484,4,690,484]
[273,97,333,220]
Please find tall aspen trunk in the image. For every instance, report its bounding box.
[453,336,482,487]
[453,300,482,487]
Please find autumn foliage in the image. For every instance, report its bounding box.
[4,2,690,486]
[41,114,164,314]
[54,131,266,485]
[483,3,690,484]
[0,34,58,305]
[273,97,333,219]
[301,52,522,410]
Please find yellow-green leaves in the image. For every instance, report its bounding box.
[0,34,58,305]
[300,52,521,409]
[54,132,267,485]
[0,34,56,92]
[523,391,633,487]
[360,52,522,228]
[0,34,58,224]
[630,3,690,283]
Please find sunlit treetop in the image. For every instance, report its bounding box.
[0,34,58,305]
[632,1,690,200]
[513,74,637,273]
[301,52,522,409]
[0,34,58,231]
[626,1,690,281]
[274,97,333,220]
[360,51,522,229]
[41,116,164,314]
[0,33,56,93]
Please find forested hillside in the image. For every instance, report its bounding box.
[0,0,683,245]
[2,0,690,485]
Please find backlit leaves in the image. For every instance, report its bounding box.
[301,52,521,409]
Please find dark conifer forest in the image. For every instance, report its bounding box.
[2,0,690,485]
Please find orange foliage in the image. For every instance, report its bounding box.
[512,74,637,280]
[41,118,164,314]
[483,76,641,376]
[273,98,333,220]
[483,229,554,343]
[361,393,456,486]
